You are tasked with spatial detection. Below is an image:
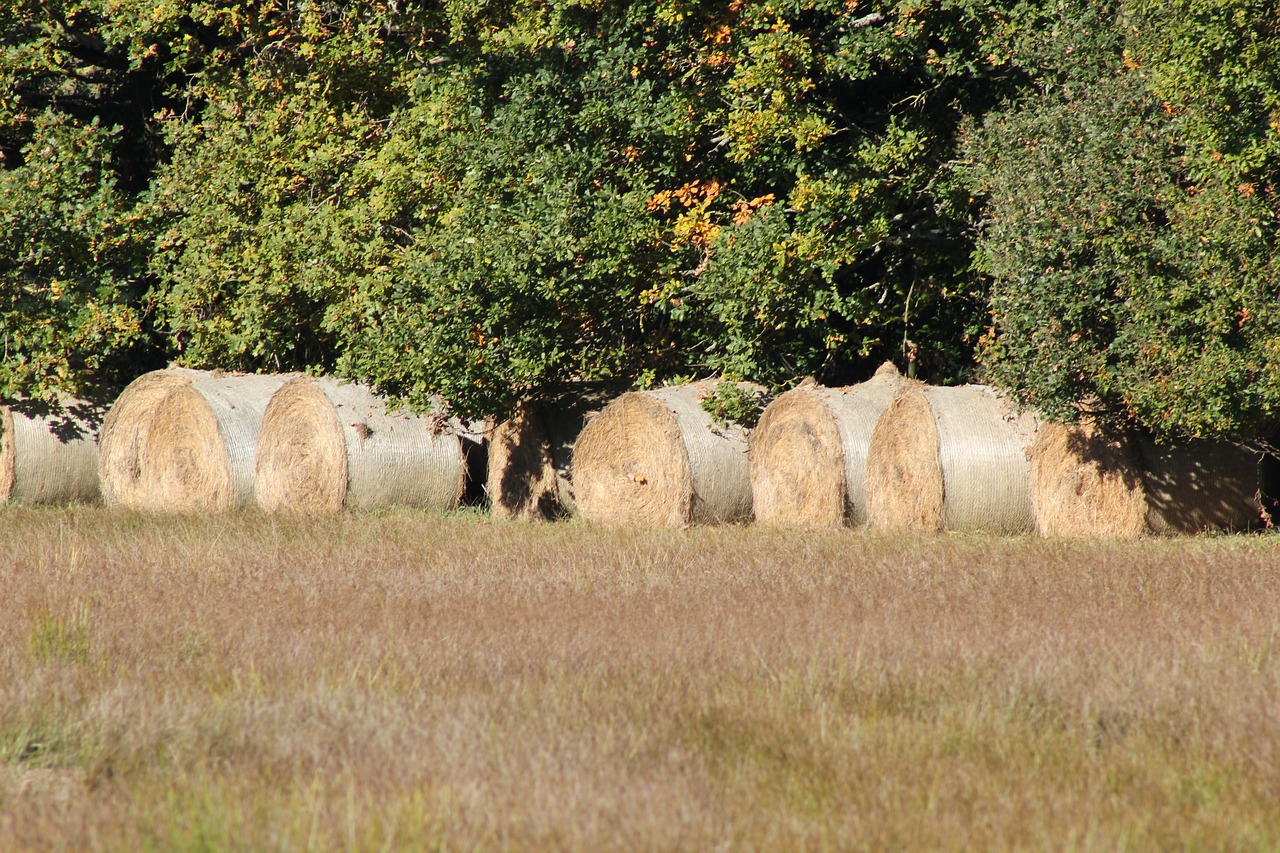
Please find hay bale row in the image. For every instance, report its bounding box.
[573,380,757,527]
[1,401,100,504]
[97,370,475,514]
[16,367,1267,534]
[749,376,1268,537]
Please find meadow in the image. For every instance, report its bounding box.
[2,507,1280,850]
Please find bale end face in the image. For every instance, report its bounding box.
[1030,421,1147,539]
[98,368,208,508]
[255,377,347,514]
[573,392,693,527]
[864,387,944,533]
[0,407,14,502]
[138,384,234,512]
[750,389,846,529]
[486,405,562,521]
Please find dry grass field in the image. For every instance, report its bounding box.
[2,507,1280,850]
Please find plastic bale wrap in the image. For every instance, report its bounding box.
[1,400,101,504]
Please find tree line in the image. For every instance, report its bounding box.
[2,0,1277,439]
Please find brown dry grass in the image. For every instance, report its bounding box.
[3,508,1280,850]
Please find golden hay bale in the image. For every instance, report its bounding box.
[1139,438,1266,534]
[0,401,101,504]
[865,384,1038,534]
[98,367,210,507]
[864,384,944,532]
[255,377,467,513]
[486,395,604,521]
[1029,421,1148,539]
[573,380,757,527]
[750,365,901,529]
[137,373,294,512]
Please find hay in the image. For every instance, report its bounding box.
[865,384,1038,534]
[255,377,466,513]
[750,366,901,529]
[486,395,603,521]
[1029,421,1148,539]
[137,373,293,512]
[1140,438,1265,534]
[98,367,209,508]
[865,384,945,532]
[0,400,100,504]
[573,380,756,527]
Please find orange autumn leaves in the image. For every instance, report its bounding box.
[647,179,776,254]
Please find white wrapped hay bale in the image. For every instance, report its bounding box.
[573,380,757,527]
[136,373,294,512]
[1029,423,1266,537]
[865,383,1039,534]
[1,401,100,504]
[98,367,210,507]
[750,363,901,529]
[255,376,469,513]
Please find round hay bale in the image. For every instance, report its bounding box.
[865,384,1038,534]
[1029,421,1147,539]
[750,364,901,529]
[255,376,466,513]
[98,367,210,507]
[0,401,100,504]
[573,380,756,527]
[138,373,293,512]
[1139,438,1265,534]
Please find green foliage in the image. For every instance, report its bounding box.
[8,0,1043,418]
[328,13,687,416]
[700,381,769,429]
[967,0,1280,438]
[5,0,1278,439]
[343,0,1053,415]
[0,114,154,406]
[645,0,1031,388]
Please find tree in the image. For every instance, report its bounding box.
[967,0,1280,439]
